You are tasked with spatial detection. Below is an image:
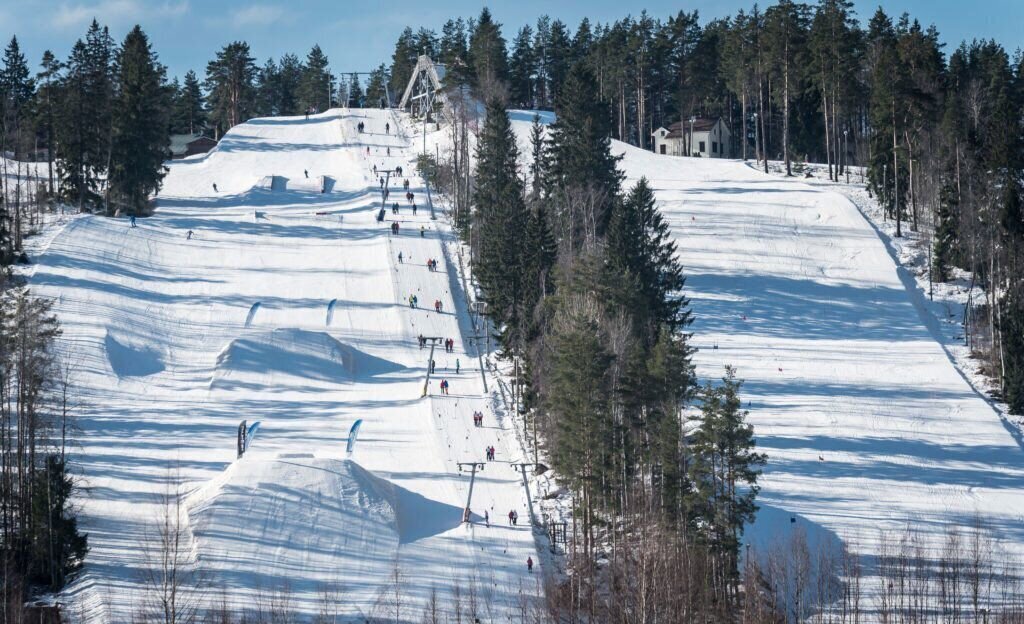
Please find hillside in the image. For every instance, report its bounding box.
[30,110,540,621]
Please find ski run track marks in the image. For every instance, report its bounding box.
[34,110,540,621]
[26,107,1024,619]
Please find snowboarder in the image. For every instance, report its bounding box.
[527,556,533,572]
[212,183,218,192]
[304,169,309,178]
[385,122,390,134]
[187,230,194,240]
[398,251,404,263]
[129,215,137,228]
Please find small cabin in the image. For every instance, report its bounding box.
[652,118,732,158]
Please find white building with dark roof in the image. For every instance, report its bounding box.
[652,117,732,158]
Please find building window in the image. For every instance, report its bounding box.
[712,141,718,153]
[699,141,706,153]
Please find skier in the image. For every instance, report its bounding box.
[304,169,309,178]
[387,146,391,156]
[373,165,378,175]
[187,230,194,240]
[129,215,137,228]
[420,226,425,237]
[212,183,218,192]
[508,510,515,525]
[484,510,490,527]
[403,179,410,190]
[409,295,416,308]
[456,359,460,374]
[512,510,518,526]
[418,334,424,348]
[412,203,417,216]
[385,122,390,134]
[527,557,533,572]
[398,251,403,263]
[380,177,385,188]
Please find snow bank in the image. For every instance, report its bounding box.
[186,457,401,608]
[210,328,402,389]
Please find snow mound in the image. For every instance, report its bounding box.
[210,328,401,390]
[186,457,400,604]
[104,330,164,378]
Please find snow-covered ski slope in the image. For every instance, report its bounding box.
[32,110,540,620]
[612,142,1024,576]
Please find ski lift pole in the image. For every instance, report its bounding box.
[457,462,485,523]
[421,336,442,397]
[511,462,542,527]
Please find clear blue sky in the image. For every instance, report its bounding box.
[2,0,1021,81]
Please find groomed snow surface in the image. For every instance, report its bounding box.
[33,107,1024,619]
[35,110,540,621]
[611,143,1024,597]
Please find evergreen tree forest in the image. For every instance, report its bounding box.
[400,4,1024,619]
[390,3,1024,417]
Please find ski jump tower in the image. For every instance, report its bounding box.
[399,55,449,122]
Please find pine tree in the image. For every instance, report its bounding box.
[205,41,256,133]
[473,99,530,349]
[171,70,205,134]
[365,64,389,108]
[468,8,509,93]
[687,366,766,600]
[298,45,330,112]
[508,26,535,108]
[607,177,690,342]
[932,180,959,282]
[109,26,169,216]
[0,36,35,134]
[390,27,417,97]
[54,21,115,211]
[276,54,304,115]
[347,73,363,108]
[35,50,60,199]
[545,61,623,242]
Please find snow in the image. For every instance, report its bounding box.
[609,144,1024,601]
[33,109,541,621]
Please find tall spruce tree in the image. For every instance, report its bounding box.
[171,70,205,134]
[109,26,169,216]
[473,99,530,349]
[545,61,623,244]
[687,366,765,600]
[468,8,509,93]
[299,45,330,111]
[205,41,256,133]
[607,177,690,342]
[508,26,536,108]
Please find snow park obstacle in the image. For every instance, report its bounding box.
[346,419,363,456]
[236,420,261,458]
